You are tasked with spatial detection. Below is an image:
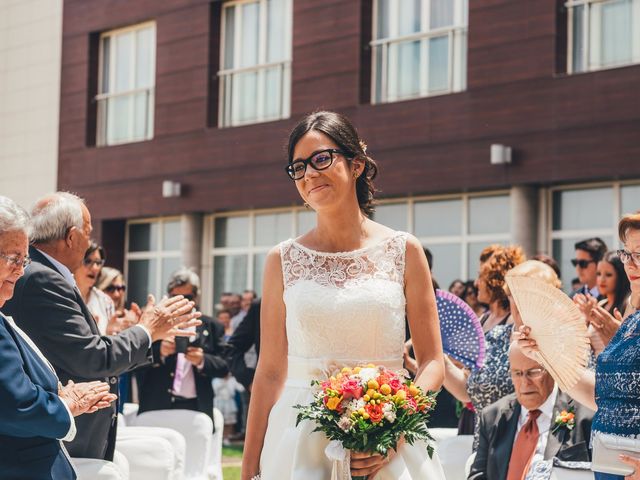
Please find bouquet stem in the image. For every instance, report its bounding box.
[352,477,368,480]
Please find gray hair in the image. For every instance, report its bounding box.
[167,267,200,296]
[29,192,85,244]
[0,196,30,237]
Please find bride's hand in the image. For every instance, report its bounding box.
[350,438,404,479]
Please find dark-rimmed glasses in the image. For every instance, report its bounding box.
[571,258,595,269]
[511,367,546,380]
[285,149,347,180]
[83,258,105,268]
[617,249,640,267]
[0,253,31,269]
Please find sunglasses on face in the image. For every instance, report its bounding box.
[105,285,126,293]
[83,258,105,268]
[617,249,640,267]
[571,258,595,269]
[285,149,347,180]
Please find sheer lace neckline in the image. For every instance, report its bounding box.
[290,231,404,258]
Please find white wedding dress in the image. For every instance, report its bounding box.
[259,231,446,480]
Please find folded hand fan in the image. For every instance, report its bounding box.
[436,289,485,370]
[505,275,590,391]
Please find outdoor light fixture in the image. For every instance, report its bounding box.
[490,144,512,165]
[162,180,182,198]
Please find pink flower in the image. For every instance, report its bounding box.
[388,378,402,393]
[340,378,363,400]
[403,397,418,413]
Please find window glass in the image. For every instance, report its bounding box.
[129,223,158,252]
[297,210,316,235]
[224,7,235,69]
[599,0,632,66]
[213,255,248,303]
[115,32,133,92]
[414,199,462,237]
[253,252,268,297]
[467,240,507,281]
[469,196,510,235]
[428,243,461,290]
[162,220,181,251]
[255,212,292,246]
[430,0,454,28]
[552,188,613,231]
[373,203,408,231]
[214,216,249,248]
[128,259,157,306]
[161,257,183,294]
[240,1,260,68]
[428,36,449,92]
[621,184,640,216]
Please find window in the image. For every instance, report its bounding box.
[567,0,640,73]
[125,218,182,305]
[372,0,468,104]
[205,208,311,307]
[96,22,156,146]
[372,193,511,288]
[219,0,292,127]
[549,182,640,289]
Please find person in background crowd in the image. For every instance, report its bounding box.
[532,253,562,281]
[0,195,117,479]
[136,268,228,423]
[97,267,127,311]
[572,277,582,292]
[572,237,608,298]
[217,308,234,341]
[75,243,116,335]
[241,289,257,313]
[443,245,525,444]
[449,279,465,298]
[462,280,486,317]
[468,343,593,480]
[229,293,245,331]
[2,192,201,461]
[518,212,640,480]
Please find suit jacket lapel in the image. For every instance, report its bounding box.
[495,398,520,480]
[544,392,570,458]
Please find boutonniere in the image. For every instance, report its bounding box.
[552,407,575,433]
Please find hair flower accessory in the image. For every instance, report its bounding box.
[552,407,575,433]
[358,139,368,154]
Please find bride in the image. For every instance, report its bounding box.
[241,111,446,480]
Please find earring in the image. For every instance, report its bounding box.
[353,171,359,179]
[304,202,310,210]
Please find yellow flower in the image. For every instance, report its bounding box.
[326,396,343,411]
[380,384,391,395]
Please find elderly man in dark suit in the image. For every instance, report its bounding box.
[468,342,594,480]
[2,192,201,461]
[137,267,228,422]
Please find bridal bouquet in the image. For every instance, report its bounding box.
[294,364,437,479]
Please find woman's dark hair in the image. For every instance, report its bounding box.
[84,242,105,261]
[287,111,378,216]
[600,250,630,314]
[461,280,478,302]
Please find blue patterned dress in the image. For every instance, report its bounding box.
[592,310,640,480]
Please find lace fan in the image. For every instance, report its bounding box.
[436,289,485,370]
[505,275,590,392]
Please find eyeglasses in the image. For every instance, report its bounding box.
[285,149,347,180]
[83,258,105,268]
[105,285,126,293]
[511,367,546,380]
[617,249,640,267]
[571,258,595,269]
[0,253,31,269]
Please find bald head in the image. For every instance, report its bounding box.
[509,342,555,410]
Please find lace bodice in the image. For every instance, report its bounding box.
[279,232,408,361]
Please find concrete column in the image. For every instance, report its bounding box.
[510,185,538,257]
[181,213,204,276]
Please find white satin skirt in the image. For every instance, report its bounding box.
[259,357,446,480]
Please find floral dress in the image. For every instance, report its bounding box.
[466,318,515,448]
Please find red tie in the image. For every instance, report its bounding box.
[506,409,542,480]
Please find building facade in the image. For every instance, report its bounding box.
[58,0,640,313]
[0,0,62,208]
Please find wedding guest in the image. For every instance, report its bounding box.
[462,280,486,317]
[596,251,631,315]
[469,343,593,480]
[572,237,608,298]
[518,212,640,480]
[137,268,228,422]
[2,192,201,461]
[571,277,582,292]
[0,195,116,478]
[217,309,234,341]
[241,289,257,313]
[532,253,562,280]
[443,245,525,445]
[97,267,127,311]
[449,279,465,298]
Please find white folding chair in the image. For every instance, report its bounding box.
[130,409,213,480]
[72,456,129,480]
[551,468,595,480]
[435,434,474,480]
[207,408,225,480]
[116,435,178,480]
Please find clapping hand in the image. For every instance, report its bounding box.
[138,294,202,342]
[589,305,622,347]
[574,293,598,324]
[58,380,117,417]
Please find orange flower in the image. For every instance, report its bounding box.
[326,396,343,411]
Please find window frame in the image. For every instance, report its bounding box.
[370,0,468,104]
[124,216,182,303]
[566,0,640,74]
[217,0,293,128]
[96,21,156,147]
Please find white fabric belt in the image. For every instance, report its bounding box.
[284,356,404,389]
